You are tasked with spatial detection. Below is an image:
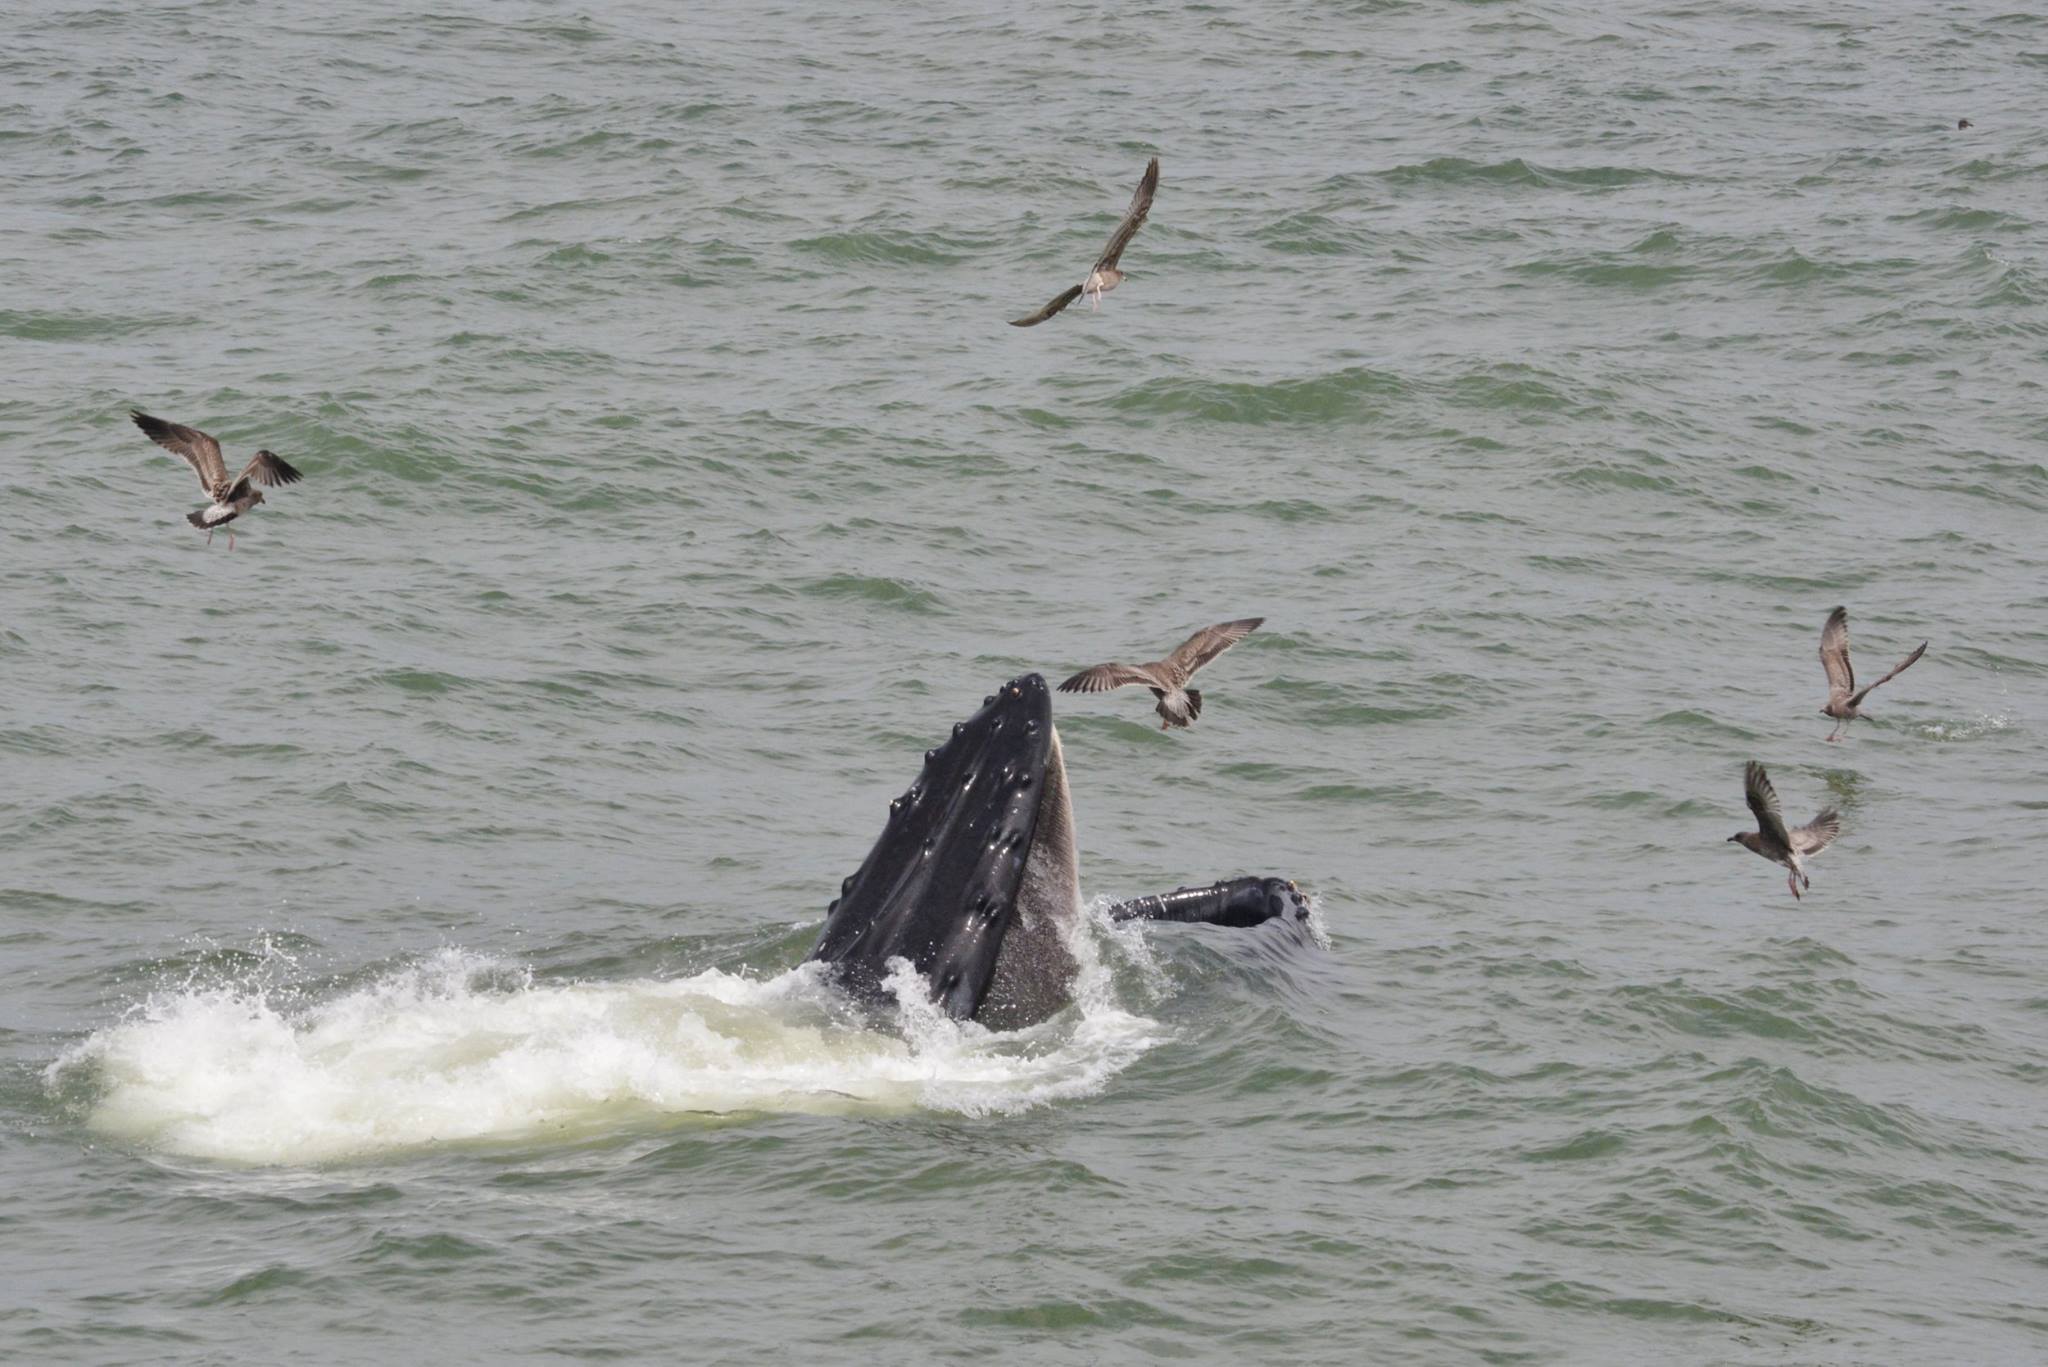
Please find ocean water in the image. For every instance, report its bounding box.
[4,0,2046,1362]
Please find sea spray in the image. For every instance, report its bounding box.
[49,916,1174,1165]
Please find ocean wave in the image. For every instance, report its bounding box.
[797,573,943,613]
[1106,367,1403,425]
[789,230,971,266]
[1377,156,1689,189]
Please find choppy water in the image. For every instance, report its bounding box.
[5,0,2046,1362]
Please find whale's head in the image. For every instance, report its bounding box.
[808,674,1080,1026]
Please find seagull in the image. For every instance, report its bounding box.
[132,410,304,550]
[1009,157,1159,327]
[1057,617,1262,730]
[1727,760,1841,901]
[1818,606,1927,741]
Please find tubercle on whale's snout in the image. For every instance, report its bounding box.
[982,672,1052,715]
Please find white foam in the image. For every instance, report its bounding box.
[1915,713,2013,742]
[1299,892,1334,951]
[48,932,1169,1167]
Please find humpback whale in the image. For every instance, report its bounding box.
[806,673,1306,1028]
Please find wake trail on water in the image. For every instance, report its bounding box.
[45,903,1177,1166]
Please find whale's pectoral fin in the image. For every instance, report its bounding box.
[1106,876,1308,928]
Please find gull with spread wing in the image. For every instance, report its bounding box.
[1010,157,1159,327]
[1818,606,1926,741]
[132,410,304,550]
[1057,617,1263,730]
[1727,761,1841,901]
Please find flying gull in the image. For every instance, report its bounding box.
[1727,760,1841,901]
[1818,606,1926,741]
[132,410,304,550]
[1057,617,1263,730]
[1009,157,1160,327]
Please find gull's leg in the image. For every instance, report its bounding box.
[204,527,213,546]
[227,529,236,551]
[1786,868,1801,900]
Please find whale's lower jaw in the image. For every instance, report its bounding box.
[975,728,1080,1030]
[806,674,1080,1026]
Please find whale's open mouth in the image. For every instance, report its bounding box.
[807,673,1078,1026]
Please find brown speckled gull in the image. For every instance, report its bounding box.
[132,410,304,550]
[1818,606,1927,742]
[1057,616,1262,730]
[1728,760,1841,901]
[1009,157,1159,327]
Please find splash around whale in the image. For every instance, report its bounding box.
[49,675,1311,1163]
